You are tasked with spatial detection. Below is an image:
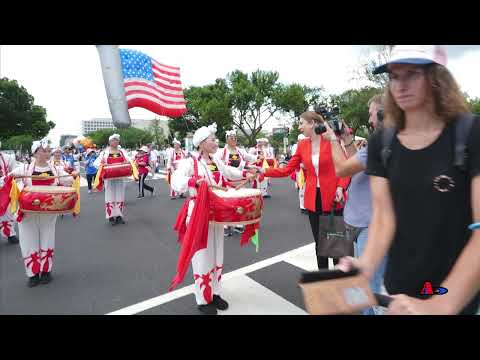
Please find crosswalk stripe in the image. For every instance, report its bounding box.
[107,243,314,315]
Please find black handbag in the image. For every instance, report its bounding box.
[317,201,354,258]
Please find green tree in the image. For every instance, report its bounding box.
[88,128,153,150]
[464,93,480,114]
[321,86,382,137]
[2,134,34,153]
[352,45,393,88]
[0,77,55,142]
[149,118,166,146]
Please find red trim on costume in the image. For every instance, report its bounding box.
[194,271,213,304]
[106,202,113,217]
[188,177,197,188]
[0,221,12,237]
[40,248,54,273]
[24,252,41,275]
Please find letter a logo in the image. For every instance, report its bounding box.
[421,281,434,295]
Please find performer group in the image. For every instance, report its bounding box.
[0,126,303,313]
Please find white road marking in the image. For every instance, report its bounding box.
[107,242,314,315]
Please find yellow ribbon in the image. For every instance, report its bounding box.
[297,168,305,189]
[73,176,81,215]
[262,159,269,170]
[9,179,20,214]
[93,163,104,190]
[130,161,139,181]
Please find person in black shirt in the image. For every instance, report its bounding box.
[337,45,480,315]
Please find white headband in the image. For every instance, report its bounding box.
[173,138,181,145]
[193,123,217,147]
[225,130,237,138]
[109,134,120,142]
[31,138,50,154]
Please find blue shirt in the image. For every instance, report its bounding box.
[343,145,372,228]
[85,154,98,175]
[62,154,76,168]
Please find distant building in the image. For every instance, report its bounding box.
[82,118,115,135]
[60,134,77,147]
[82,117,170,136]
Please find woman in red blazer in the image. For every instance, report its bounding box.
[258,111,351,269]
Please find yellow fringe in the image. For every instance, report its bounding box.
[9,180,20,214]
[73,176,81,215]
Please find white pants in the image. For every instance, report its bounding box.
[0,211,16,239]
[104,179,126,219]
[18,214,57,277]
[187,200,225,305]
[298,186,305,210]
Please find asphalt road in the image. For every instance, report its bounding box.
[0,175,313,314]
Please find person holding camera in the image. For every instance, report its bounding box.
[324,94,387,315]
[256,111,351,269]
[337,45,480,314]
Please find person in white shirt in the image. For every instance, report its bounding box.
[166,139,187,199]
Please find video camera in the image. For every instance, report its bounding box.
[313,105,345,136]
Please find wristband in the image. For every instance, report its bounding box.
[468,223,480,231]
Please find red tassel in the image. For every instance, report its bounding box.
[0,176,13,216]
[169,181,210,291]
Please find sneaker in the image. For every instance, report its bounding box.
[109,217,116,226]
[116,216,125,225]
[88,190,92,194]
[197,303,218,315]
[171,197,177,200]
[7,235,19,244]
[212,295,229,311]
[263,194,271,198]
[27,274,40,288]
[224,230,233,237]
[40,272,53,285]
[233,227,244,234]
[137,194,144,199]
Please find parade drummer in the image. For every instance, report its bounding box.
[166,138,187,200]
[220,129,258,236]
[93,133,135,226]
[0,149,19,244]
[169,123,256,315]
[0,139,77,287]
[249,138,272,198]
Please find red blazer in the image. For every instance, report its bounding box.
[265,138,350,213]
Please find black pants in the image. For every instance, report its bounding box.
[86,173,96,191]
[308,188,343,270]
[138,173,154,196]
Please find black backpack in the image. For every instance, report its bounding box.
[380,113,476,172]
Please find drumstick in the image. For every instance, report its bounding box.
[14,175,74,180]
[234,179,250,190]
[209,184,229,192]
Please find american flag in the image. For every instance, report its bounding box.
[119,48,187,118]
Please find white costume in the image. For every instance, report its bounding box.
[167,139,187,198]
[292,134,306,210]
[94,137,131,220]
[171,124,246,305]
[249,139,273,197]
[7,158,73,278]
[0,152,18,241]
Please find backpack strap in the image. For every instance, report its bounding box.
[380,127,397,169]
[453,112,475,172]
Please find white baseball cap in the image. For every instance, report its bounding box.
[373,45,448,75]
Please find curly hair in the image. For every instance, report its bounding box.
[383,64,468,130]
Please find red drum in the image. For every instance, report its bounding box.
[209,188,263,225]
[19,186,78,214]
[103,163,132,180]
